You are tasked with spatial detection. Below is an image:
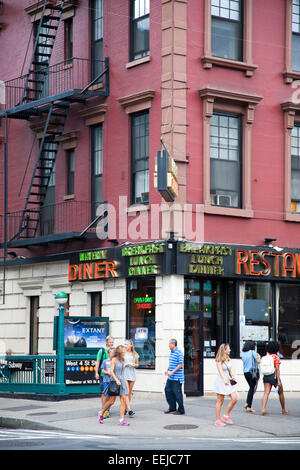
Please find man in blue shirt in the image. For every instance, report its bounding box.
[164,338,185,415]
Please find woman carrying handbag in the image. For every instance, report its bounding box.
[98,345,130,426]
[214,344,238,426]
[241,340,261,413]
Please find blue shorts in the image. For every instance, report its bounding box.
[103,381,110,397]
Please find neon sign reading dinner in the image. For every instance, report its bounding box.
[122,242,164,276]
[180,243,232,276]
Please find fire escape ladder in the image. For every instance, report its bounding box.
[11,101,70,241]
[21,0,65,104]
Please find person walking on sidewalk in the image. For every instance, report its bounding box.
[241,340,261,413]
[261,341,291,416]
[164,338,185,415]
[95,336,114,417]
[99,345,130,426]
[124,339,139,417]
[101,347,115,419]
[214,343,238,426]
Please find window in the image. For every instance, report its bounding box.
[202,0,256,76]
[292,0,300,71]
[131,111,149,204]
[91,125,103,219]
[130,0,150,61]
[278,284,300,359]
[91,292,102,317]
[211,0,243,62]
[281,101,300,221]
[127,278,155,369]
[91,0,103,81]
[240,282,273,357]
[29,296,39,355]
[210,112,242,208]
[65,18,73,63]
[66,149,75,195]
[291,126,300,212]
[200,86,262,218]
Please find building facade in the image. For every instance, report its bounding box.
[0,0,300,395]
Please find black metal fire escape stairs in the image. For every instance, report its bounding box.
[15,102,70,241]
[0,0,110,247]
[22,0,65,105]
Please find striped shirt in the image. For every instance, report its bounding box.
[168,347,184,383]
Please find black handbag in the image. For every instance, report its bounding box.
[106,380,120,396]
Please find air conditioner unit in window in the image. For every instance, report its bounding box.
[213,194,232,207]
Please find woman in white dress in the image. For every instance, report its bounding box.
[214,343,238,426]
[124,340,139,417]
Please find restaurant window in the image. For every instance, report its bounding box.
[131,111,149,205]
[127,278,155,369]
[240,282,273,357]
[278,284,300,359]
[210,112,242,209]
[211,0,243,62]
[203,280,223,358]
[130,0,150,61]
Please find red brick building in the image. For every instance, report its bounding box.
[0,1,299,396]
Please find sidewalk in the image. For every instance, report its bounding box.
[0,392,299,439]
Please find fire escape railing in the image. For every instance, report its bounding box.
[2,57,109,112]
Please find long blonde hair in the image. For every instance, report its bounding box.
[215,343,230,363]
[125,339,137,359]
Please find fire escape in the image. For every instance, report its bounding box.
[0,0,109,249]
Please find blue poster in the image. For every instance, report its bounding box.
[64,317,107,349]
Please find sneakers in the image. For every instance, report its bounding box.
[222,415,233,425]
[128,410,135,417]
[98,412,104,424]
[215,419,226,427]
[118,419,130,426]
[103,411,110,419]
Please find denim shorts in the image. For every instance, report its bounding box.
[103,381,110,397]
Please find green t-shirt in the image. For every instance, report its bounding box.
[97,348,108,376]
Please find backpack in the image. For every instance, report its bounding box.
[260,354,275,376]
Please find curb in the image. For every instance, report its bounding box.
[0,416,66,432]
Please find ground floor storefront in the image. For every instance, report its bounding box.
[0,241,299,395]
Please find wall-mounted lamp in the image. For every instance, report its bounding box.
[264,238,283,252]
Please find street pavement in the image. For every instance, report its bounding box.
[0,391,299,441]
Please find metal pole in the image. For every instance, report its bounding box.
[57,303,65,387]
[2,114,8,304]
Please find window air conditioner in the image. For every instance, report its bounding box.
[213,194,232,207]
